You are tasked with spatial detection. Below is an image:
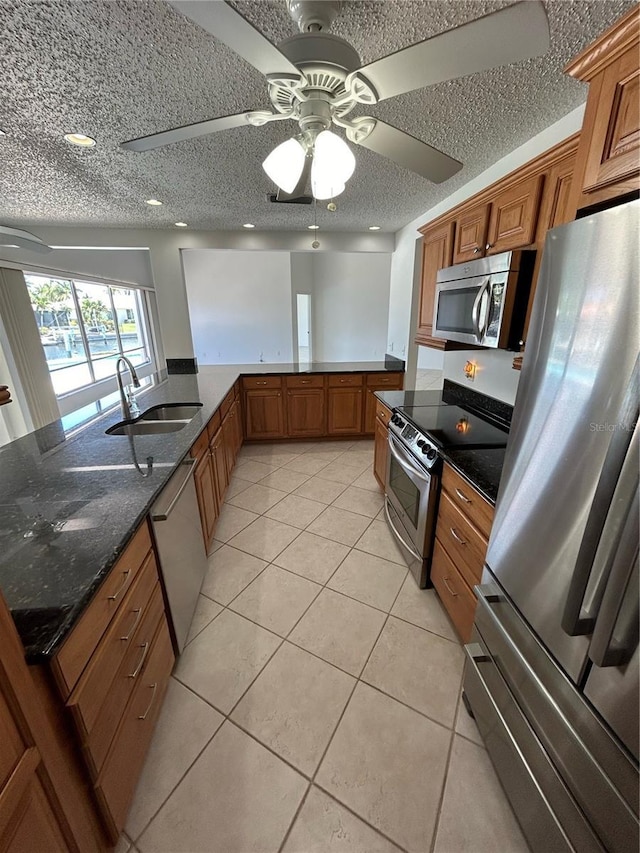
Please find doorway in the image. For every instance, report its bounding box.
[296,293,312,363]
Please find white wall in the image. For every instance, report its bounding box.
[389,105,587,402]
[443,350,521,405]
[311,253,392,362]
[183,250,293,364]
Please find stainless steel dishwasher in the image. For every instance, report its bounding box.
[150,458,208,654]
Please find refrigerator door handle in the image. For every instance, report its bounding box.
[588,476,639,668]
[562,357,639,637]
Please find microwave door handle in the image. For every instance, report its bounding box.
[387,434,430,484]
[471,277,491,342]
[479,281,493,338]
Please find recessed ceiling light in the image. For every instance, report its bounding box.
[369,225,381,231]
[64,133,96,147]
[308,225,320,230]
[175,222,188,227]
[145,198,163,206]
[243,223,255,229]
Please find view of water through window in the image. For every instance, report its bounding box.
[25,274,152,398]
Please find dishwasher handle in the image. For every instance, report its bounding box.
[151,459,197,521]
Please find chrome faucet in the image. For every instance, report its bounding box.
[116,356,141,420]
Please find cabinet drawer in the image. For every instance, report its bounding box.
[219,387,235,417]
[431,539,477,643]
[53,522,152,699]
[190,429,209,462]
[375,399,392,427]
[242,375,282,390]
[206,408,221,442]
[285,374,325,389]
[84,582,165,778]
[94,615,174,838]
[436,493,488,590]
[441,463,494,539]
[67,551,159,740]
[328,373,363,387]
[365,372,403,388]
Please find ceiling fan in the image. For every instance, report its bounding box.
[121,0,550,200]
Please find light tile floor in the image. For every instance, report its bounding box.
[119,439,528,853]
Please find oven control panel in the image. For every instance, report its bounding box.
[388,414,440,469]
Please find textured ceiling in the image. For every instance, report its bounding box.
[0,0,634,234]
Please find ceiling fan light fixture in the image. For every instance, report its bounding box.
[313,131,355,184]
[311,178,345,201]
[262,137,306,194]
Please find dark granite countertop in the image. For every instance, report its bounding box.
[1,361,402,663]
[442,447,506,505]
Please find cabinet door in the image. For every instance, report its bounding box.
[244,390,285,439]
[286,388,326,437]
[452,203,490,263]
[222,410,235,477]
[193,453,217,552]
[232,399,243,456]
[210,427,229,507]
[416,220,455,345]
[578,43,640,201]
[0,593,78,852]
[486,174,543,254]
[327,388,363,435]
[373,417,388,489]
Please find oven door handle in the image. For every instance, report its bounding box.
[384,497,422,561]
[471,277,491,342]
[388,434,431,484]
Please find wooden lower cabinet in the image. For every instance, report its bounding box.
[432,463,494,643]
[327,387,363,435]
[373,415,389,489]
[286,388,326,436]
[244,389,285,439]
[194,451,218,553]
[363,373,404,435]
[94,615,173,839]
[0,590,107,852]
[210,426,229,507]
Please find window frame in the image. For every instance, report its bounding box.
[25,272,159,418]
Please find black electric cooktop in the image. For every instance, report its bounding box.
[398,404,509,449]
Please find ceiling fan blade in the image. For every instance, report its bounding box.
[352,119,462,184]
[169,0,302,80]
[121,112,254,152]
[357,1,549,102]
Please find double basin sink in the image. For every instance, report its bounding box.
[106,403,203,436]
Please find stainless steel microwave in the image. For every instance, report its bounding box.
[432,250,535,349]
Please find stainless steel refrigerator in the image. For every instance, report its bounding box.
[463,200,639,853]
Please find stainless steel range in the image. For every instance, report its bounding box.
[385,400,508,588]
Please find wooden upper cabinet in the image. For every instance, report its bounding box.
[415,220,455,347]
[452,204,490,263]
[566,6,640,213]
[486,174,544,254]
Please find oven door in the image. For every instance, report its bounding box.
[385,433,439,587]
[433,275,503,347]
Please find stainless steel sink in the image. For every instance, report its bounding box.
[141,403,203,421]
[105,401,203,436]
[106,420,189,436]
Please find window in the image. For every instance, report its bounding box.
[25,274,157,418]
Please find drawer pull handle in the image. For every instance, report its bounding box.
[443,576,459,597]
[450,527,467,546]
[129,642,150,679]
[455,488,471,504]
[138,683,158,720]
[120,607,143,641]
[256,381,267,385]
[300,379,310,384]
[107,570,131,601]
